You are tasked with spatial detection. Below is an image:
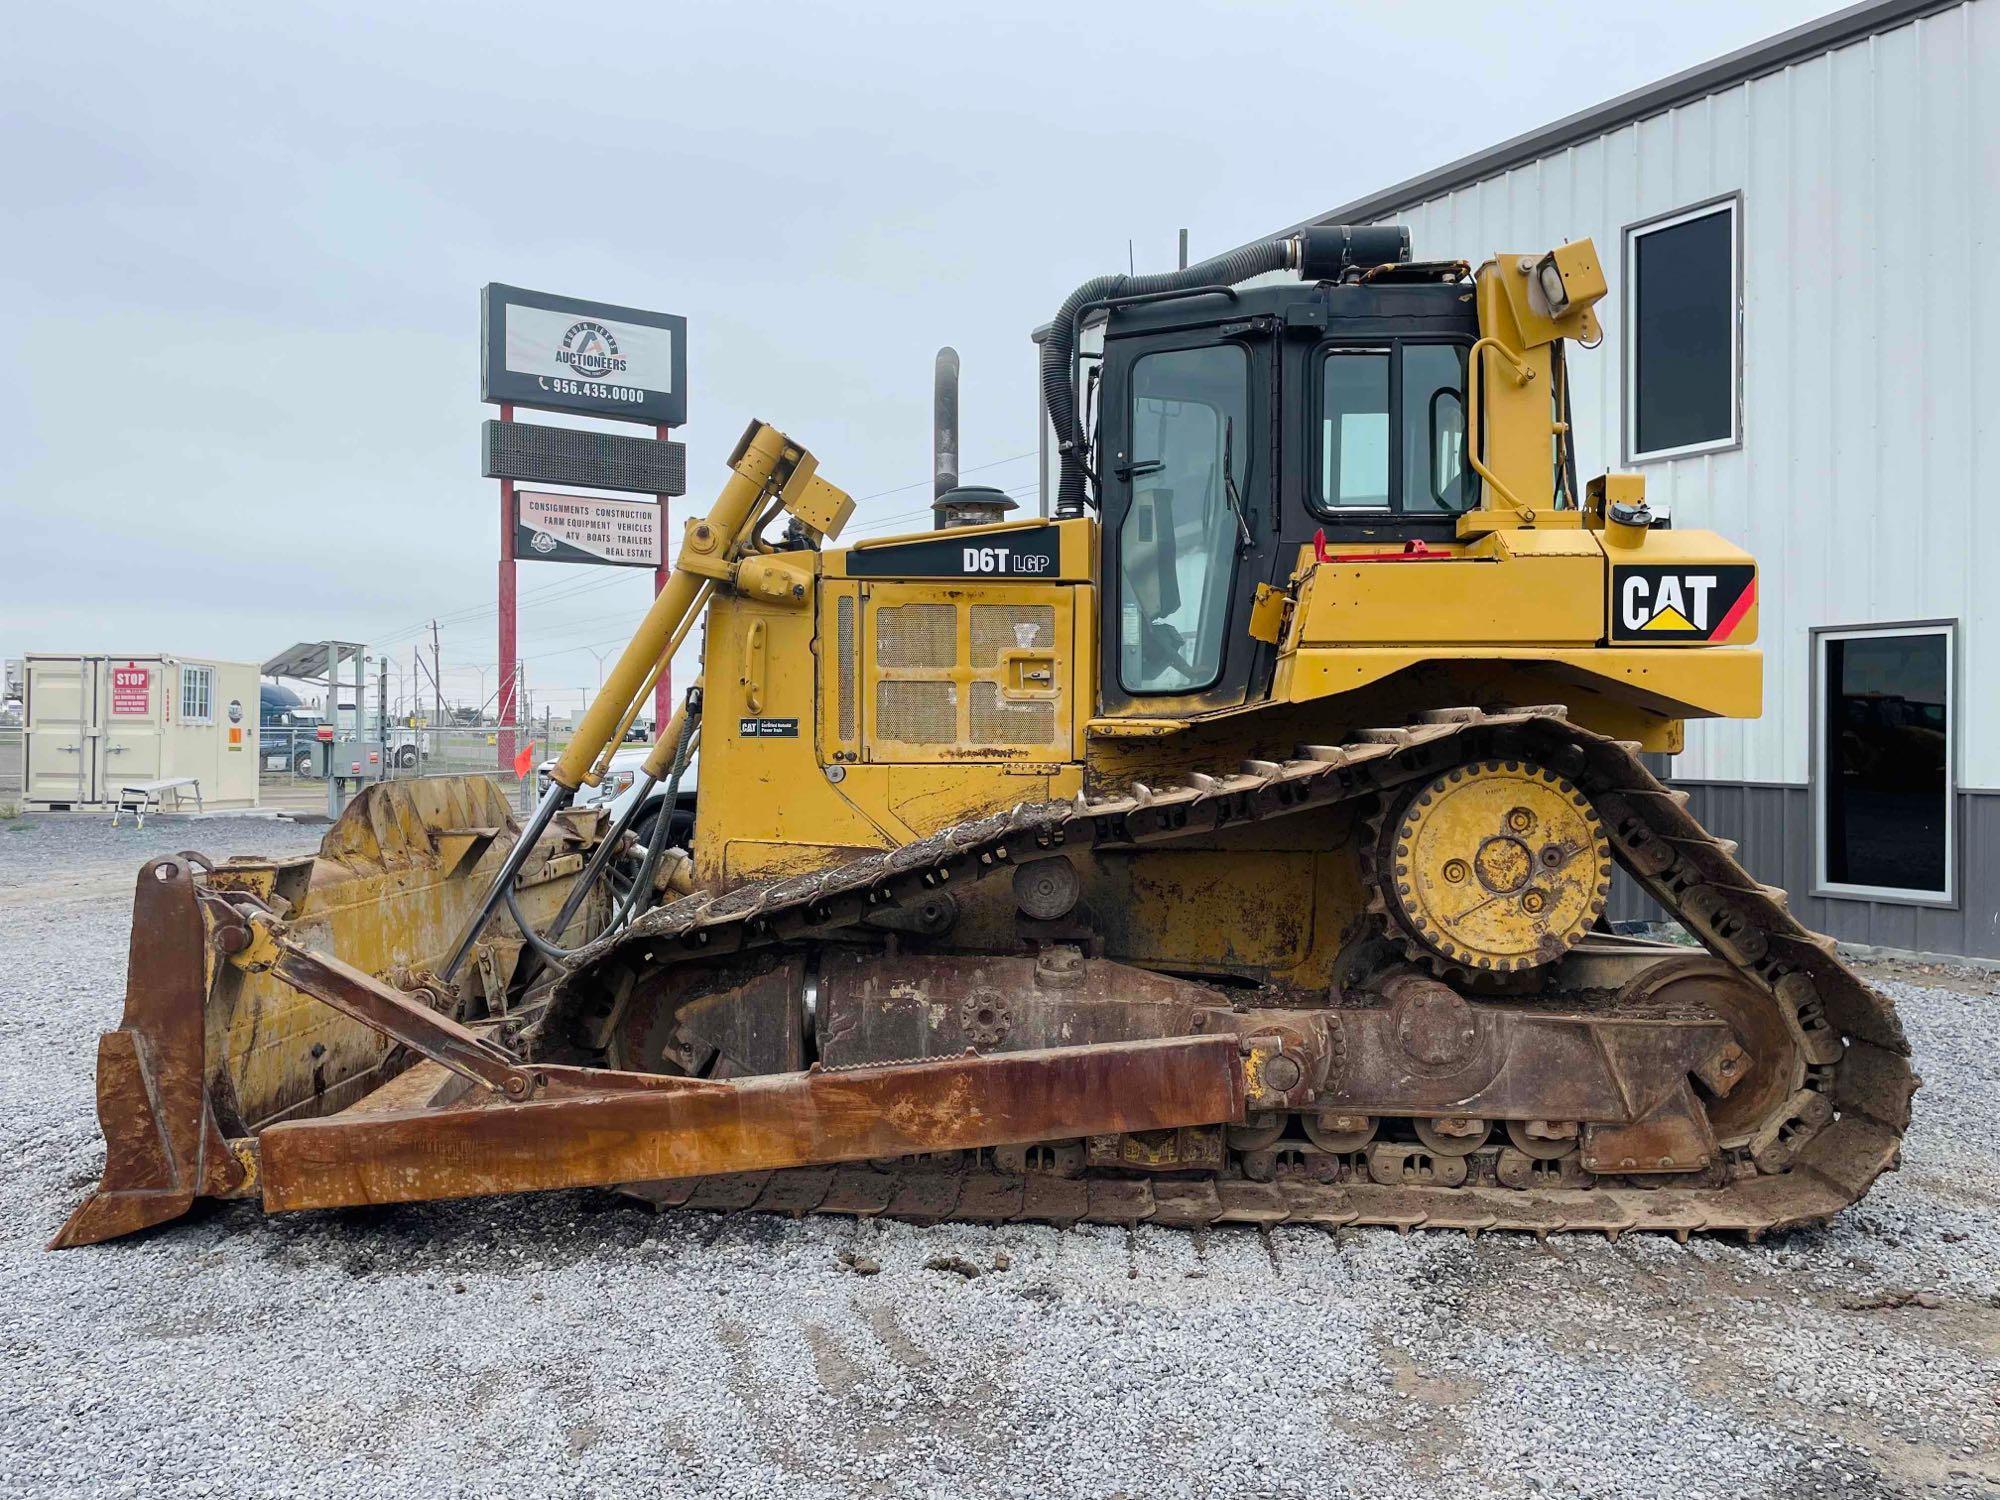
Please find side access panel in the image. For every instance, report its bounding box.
[858,583,1074,764]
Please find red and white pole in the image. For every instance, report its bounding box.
[652,421,673,739]
[497,402,518,771]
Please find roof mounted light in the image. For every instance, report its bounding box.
[1533,252,1572,316]
[1522,242,1607,325]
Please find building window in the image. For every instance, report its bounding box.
[179,665,213,723]
[1815,624,1954,903]
[1624,199,1739,461]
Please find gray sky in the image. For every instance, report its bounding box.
[3,0,1834,715]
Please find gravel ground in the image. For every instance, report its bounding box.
[1,812,1996,1499]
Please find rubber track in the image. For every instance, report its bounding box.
[555,708,1917,1238]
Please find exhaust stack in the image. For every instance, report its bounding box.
[930,344,1018,529]
[933,347,959,509]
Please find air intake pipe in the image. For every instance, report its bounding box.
[1039,224,1410,516]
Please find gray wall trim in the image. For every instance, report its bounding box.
[1608,783,2000,961]
[1663,781,2000,796]
[1246,0,1967,244]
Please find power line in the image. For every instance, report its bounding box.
[368,453,1039,650]
[845,449,1035,506]
[846,480,1045,539]
[374,571,636,649]
[374,453,1039,650]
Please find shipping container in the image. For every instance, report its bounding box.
[23,654,261,812]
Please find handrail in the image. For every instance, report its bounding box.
[1464,335,1536,517]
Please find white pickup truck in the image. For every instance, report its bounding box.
[535,744,698,850]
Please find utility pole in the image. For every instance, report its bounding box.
[429,621,443,735]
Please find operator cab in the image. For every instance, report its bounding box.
[1082,270,1493,716]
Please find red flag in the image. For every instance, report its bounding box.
[513,741,538,779]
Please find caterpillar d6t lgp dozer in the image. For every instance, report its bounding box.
[57,228,1914,1250]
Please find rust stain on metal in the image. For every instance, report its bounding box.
[256,1036,1245,1213]
[50,860,244,1249]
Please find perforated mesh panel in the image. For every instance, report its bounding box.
[877,681,956,743]
[875,604,957,668]
[836,596,856,742]
[969,605,1056,667]
[970,682,1055,745]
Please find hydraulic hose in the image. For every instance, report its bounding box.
[1039,239,1295,516]
[502,694,701,966]
[1038,224,1410,517]
[611,708,698,928]
[505,882,580,966]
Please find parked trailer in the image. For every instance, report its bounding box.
[23,654,260,812]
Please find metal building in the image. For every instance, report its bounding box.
[1252,0,1999,958]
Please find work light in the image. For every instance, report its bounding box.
[1535,252,1571,316]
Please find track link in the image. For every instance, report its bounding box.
[550,707,1916,1239]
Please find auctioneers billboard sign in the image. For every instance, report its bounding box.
[514,490,662,569]
[481,284,687,425]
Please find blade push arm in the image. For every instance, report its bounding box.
[439,421,854,982]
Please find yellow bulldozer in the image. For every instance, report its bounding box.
[56,228,1914,1248]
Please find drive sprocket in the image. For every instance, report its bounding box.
[1372,759,1613,975]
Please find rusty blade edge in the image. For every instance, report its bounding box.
[257,1034,1247,1213]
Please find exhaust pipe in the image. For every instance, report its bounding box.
[934,346,959,513]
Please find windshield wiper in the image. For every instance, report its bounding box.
[1220,418,1253,551]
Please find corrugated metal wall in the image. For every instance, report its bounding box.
[1387,0,1998,792]
[1609,784,2000,958]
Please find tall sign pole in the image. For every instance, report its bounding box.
[480,284,688,770]
[654,421,673,733]
[497,403,518,770]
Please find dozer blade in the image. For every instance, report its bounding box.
[53,776,604,1249]
[50,857,245,1249]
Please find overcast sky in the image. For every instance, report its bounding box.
[2,0,1835,714]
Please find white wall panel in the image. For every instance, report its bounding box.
[1380,0,1997,788]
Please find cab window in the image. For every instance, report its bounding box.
[1118,344,1248,694]
[1320,351,1390,508]
[1315,341,1471,516]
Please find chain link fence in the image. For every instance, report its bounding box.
[0,719,627,820]
[254,719,613,817]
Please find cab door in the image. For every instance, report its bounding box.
[1097,328,1279,716]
